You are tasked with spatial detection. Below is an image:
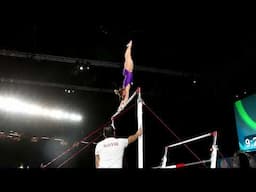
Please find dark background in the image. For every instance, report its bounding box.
[0,6,255,168]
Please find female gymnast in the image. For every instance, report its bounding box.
[114,40,134,111]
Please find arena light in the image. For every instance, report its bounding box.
[0,95,82,122]
[18,164,24,169]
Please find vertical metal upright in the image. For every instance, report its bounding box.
[210,131,218,168]
[137,87,143,168]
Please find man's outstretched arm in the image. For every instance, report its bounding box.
[128,128,142,144]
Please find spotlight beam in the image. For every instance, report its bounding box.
[0,95,82,122]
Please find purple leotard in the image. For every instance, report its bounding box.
[122,69,133,87]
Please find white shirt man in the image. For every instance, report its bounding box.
[95,126,142,168]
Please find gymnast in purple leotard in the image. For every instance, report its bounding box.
[114,40,134,111]
[122,69,133,88]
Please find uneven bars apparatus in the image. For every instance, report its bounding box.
[161,131,218,168]
[111,87,144,168]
